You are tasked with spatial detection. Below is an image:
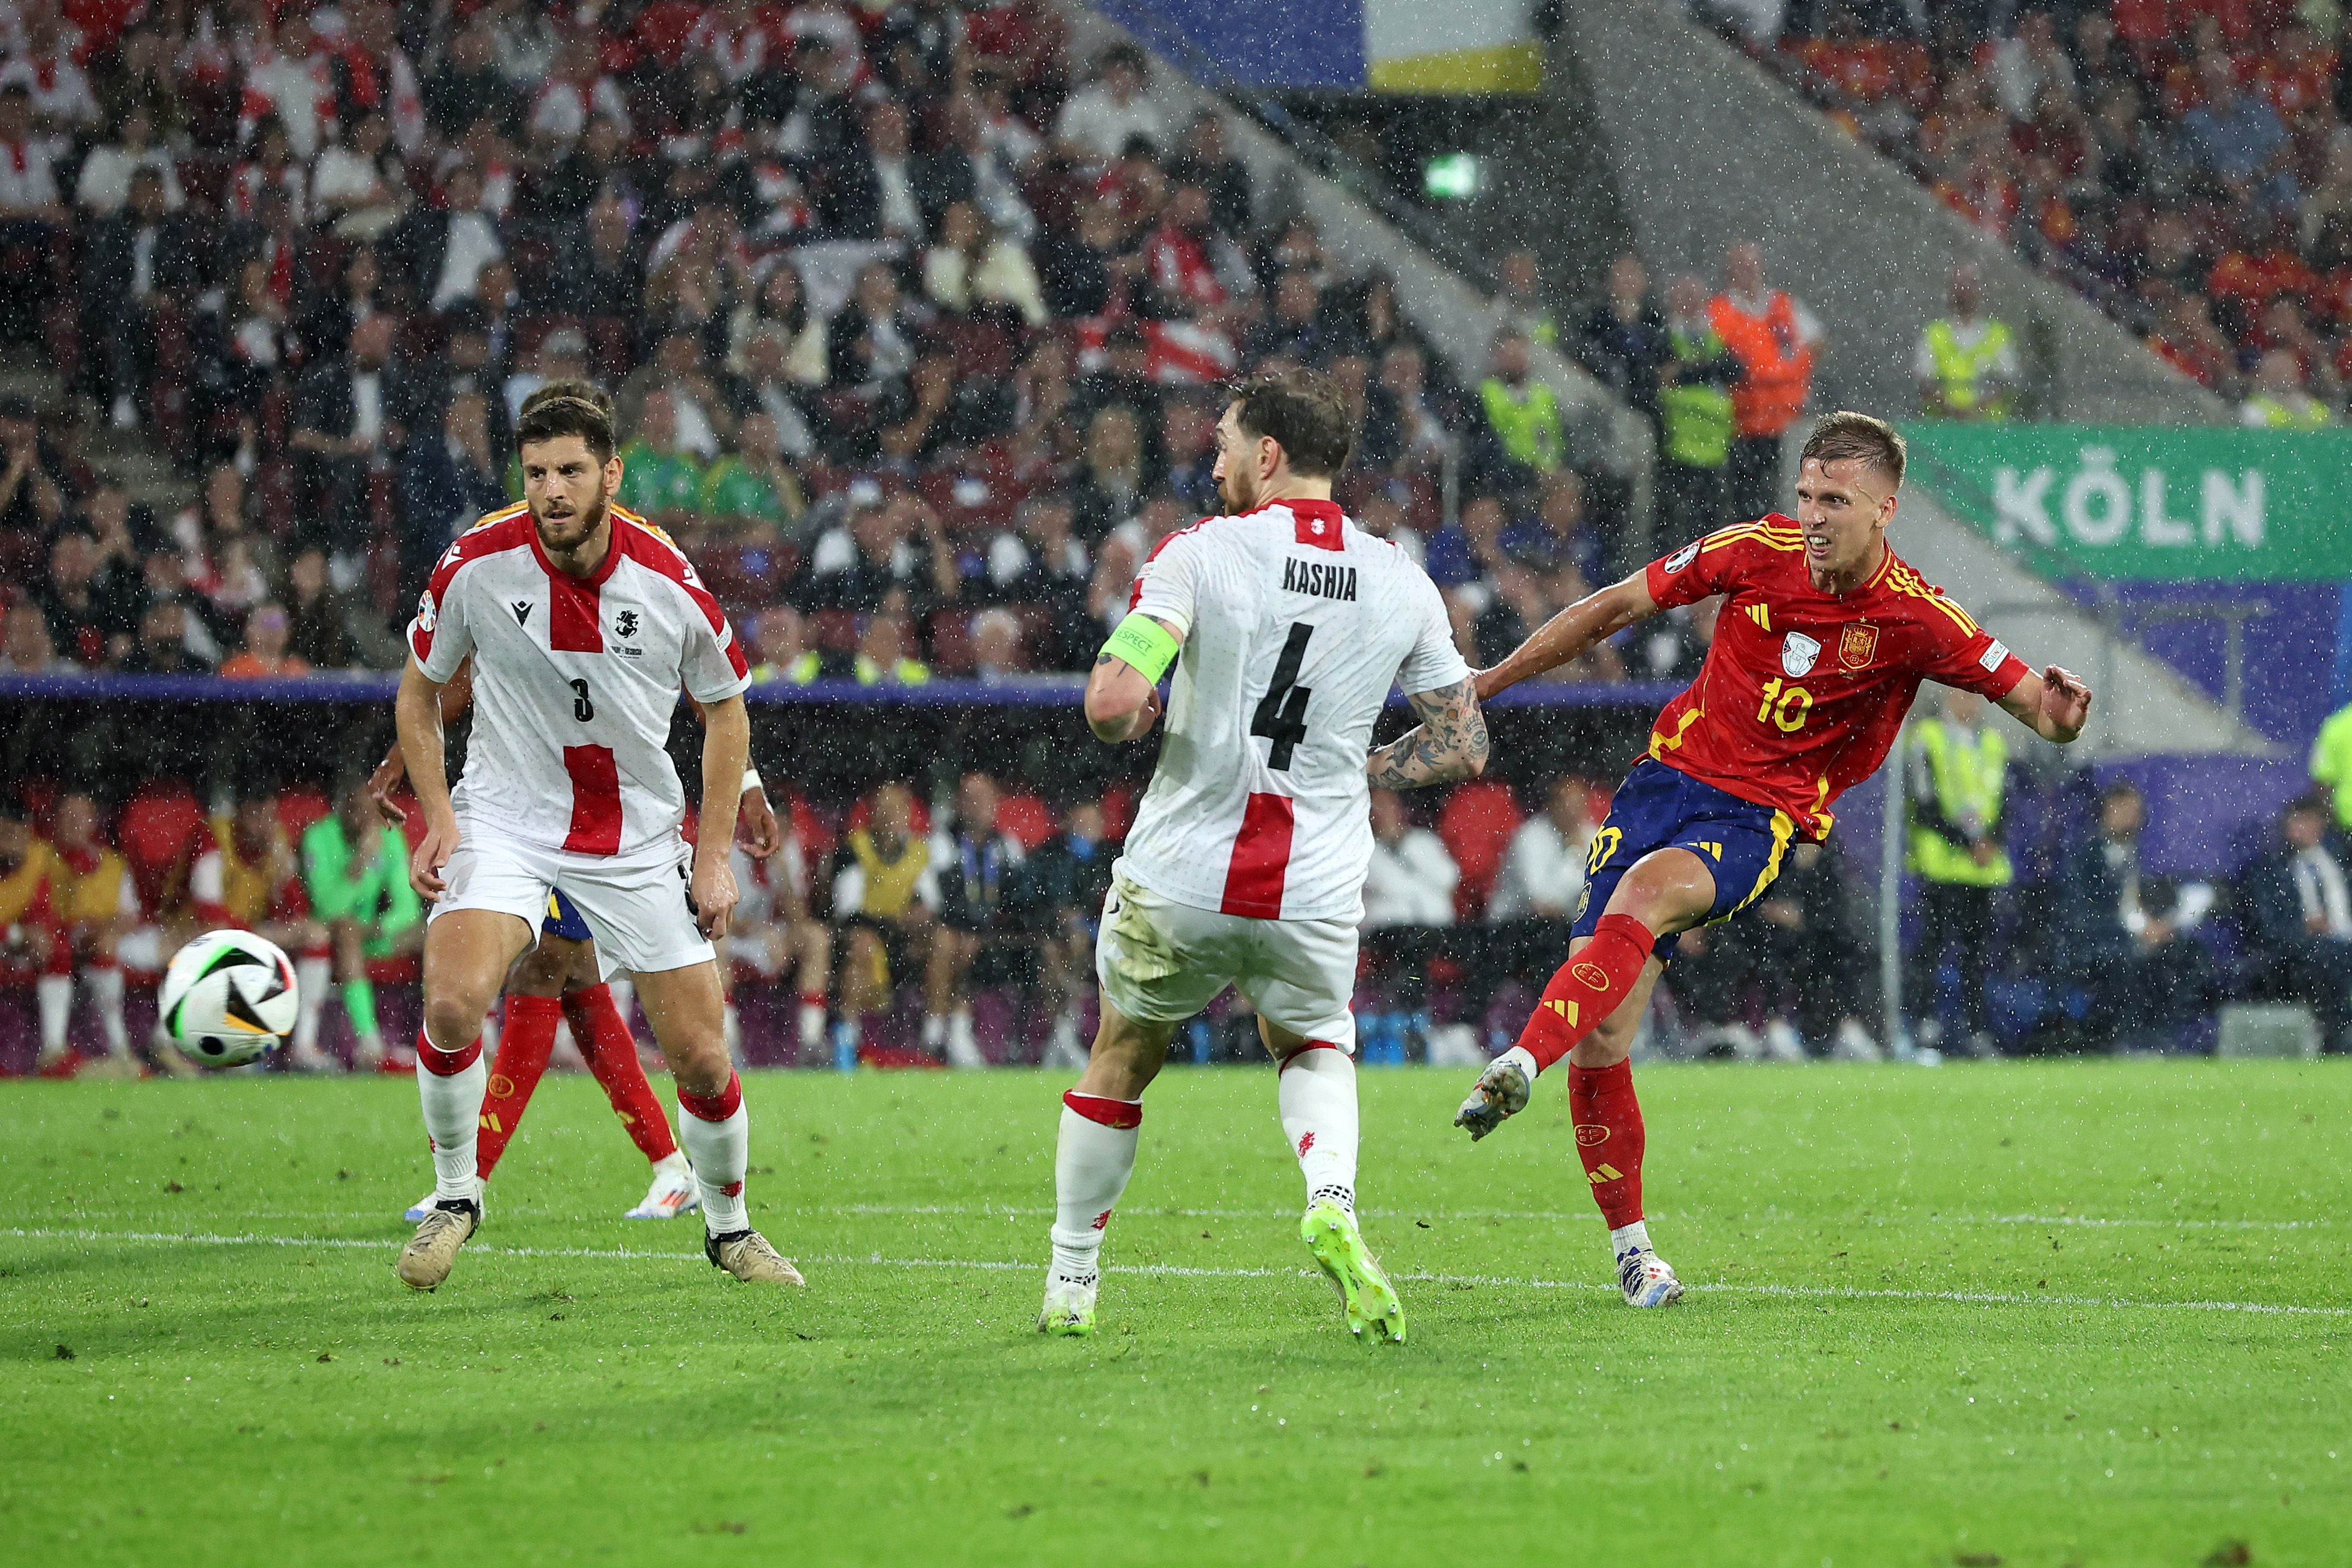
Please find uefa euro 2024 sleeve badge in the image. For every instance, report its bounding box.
[1780,630,1821,677]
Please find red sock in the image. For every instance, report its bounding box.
[1516,914,1657,1072]
[1568,1058,1645,1228]
[417,1028,482,1074]
[565,982,680,1163]
[476,995,558,1178]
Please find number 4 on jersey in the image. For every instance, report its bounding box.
[1251,623,1314,770]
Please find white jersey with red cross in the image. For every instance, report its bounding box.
[406,502,750,856]
[1118,497,1469,923]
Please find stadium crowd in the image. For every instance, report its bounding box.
[0,0,1663,684]
[1712,0,2352,419]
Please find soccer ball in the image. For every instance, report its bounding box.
[159,930,300,1067]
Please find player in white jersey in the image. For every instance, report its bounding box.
[1038,369,1491,1341]
[391,382,800,1291]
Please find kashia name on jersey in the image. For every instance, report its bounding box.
[1282,558,1359,602]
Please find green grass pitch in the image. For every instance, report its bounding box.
[4,1061,2347,1566]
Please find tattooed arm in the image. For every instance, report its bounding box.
[1366,676,1490,789]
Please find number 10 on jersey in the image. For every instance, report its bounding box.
[1755,677,1812,733]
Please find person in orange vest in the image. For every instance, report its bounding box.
[1707,241,1821,524]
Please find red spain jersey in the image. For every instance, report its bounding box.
[1643,517,2030,839]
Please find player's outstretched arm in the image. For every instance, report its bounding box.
[394,659,458,901]
[1475,574,1659,701]
[1996,664,2094,744]
[1085,613,1182,744]
[1367,677,1490,789]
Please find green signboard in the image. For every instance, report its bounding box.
[1901,425,2352,582]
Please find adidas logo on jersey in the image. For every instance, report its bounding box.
[1281,558,1358,602]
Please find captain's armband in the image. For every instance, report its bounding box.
[1100,613,1180,683]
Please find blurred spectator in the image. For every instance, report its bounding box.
[924,771,1028,1066]
[0,601,60,671]
[1656,273,1741,543]
[398,390,508,596]
[1575,255,1668,425]
[616,387,707,527]
[1169,112,1253,238]
[1916,263,2019,421]
[821,98,928,245]
[37,793,136,1071]
[986,496,1094,666]
[40,526,138,669]
[1055,44,1164,165]
[1709,241,1819,523]
[2310,697,2352,832]
[0,395,70,543]
[219,602,312,679]
[1005,799,1113,1071]
[1751,839,1882,1060]
[79,165,204,428]
[970,608,1029,681]
[729,264,829,388]
[2056,781,2217,1054]
[1362,788,1462,930]
[290,313,404,552]
[0,85,67,346]
[1069,403,1149,542]
[2240,349,2333,429]
[1905,688,2011,1059]
[801,495,959,618]
[926,201,1048,325]
[1476,327,1570,496]
[1488,775,1593,935]
[1491,248,1560,350]
[313,110,412,236]
[729,816,835,1058]
[282,548,379,670]
[125,599,213,675]
[2180,52,2298,215]
[75,101,183,215]
[832,782,940,1061]
[851,613,932,686]
[302,779,422,1070]
[2242,797,2352,1055]
[698,413,806,542]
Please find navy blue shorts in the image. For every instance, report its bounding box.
[1570,759,1798,963]
[542,890,593,942]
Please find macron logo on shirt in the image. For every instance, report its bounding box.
[511,601,532,627]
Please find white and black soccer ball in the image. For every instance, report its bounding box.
[159,930,300,1067]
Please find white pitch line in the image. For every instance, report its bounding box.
[1932,1213,2329,1232]
[4,1227,2345,1318]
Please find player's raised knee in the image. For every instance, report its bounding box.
[422,993,487,1052]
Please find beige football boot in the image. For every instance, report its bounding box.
[396,1199,480,1291]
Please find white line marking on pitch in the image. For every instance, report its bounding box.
[4,1227,2344,1318]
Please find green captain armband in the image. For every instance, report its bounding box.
[1101,613,1180,682]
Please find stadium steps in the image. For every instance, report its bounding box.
[1553,0,2224,426]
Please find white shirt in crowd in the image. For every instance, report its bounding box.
[1486,812,1593,924]
[431,210,505,310]
[75,145,183,212]
[1361,828,1460,929]
[1053,83,1165,163]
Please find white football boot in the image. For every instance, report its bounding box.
[624,1155,700,1219]
[1617,1247,1686,1307]
[402,1190,438,1224]
[1453,1046,1537,1141]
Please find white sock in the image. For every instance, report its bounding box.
[1278,1046,1359,1214]
[415,1048,487,1204]
[653,1148,691,1178]
[678,1083,750,1234]
[922,1013,946,1047]
[37,973,72,1054]
[1050,1096,1141,1282]
[89,966,128,1055]
[797,1001,826,1048]
[292,955,330,1055]
[1610,1220,1653,1259]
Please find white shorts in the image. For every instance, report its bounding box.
[1094,867,1358,1053]
[429,819,715,978]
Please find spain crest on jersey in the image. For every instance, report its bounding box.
[1839,622,1879,671]
[1780,630,1821,677]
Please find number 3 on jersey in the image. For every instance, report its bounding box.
[1250,622,1314,770]
[569,677,594,721]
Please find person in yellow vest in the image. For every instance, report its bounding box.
[1,801,65,1058]
[1477,327,1569,483]
[191,795,335,1070]
[1915,264,2019,422]
[1904,689,2012,1058]
[830,782,940,1064]
[2240,349,2335,430]
[35,793,141,1075]
[852,613,932,686]
[1709,240,1819,522]
[1656,273,1743,542]
[2309,695,2352,831]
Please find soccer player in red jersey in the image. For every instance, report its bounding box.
[1452,412,2093,1305]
